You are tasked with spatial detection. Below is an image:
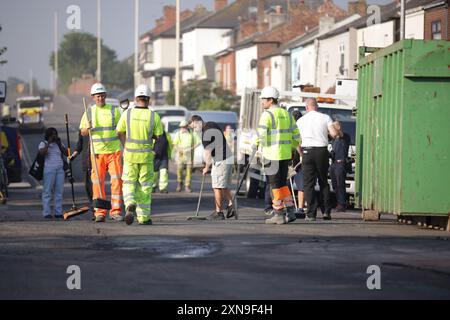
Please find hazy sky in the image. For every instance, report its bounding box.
[0,0,392,89]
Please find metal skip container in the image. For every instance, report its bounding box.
[355,40,450,228]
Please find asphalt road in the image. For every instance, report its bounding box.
[0,96,449,300]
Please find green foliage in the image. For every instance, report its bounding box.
[49,32,132,92]
[0,25,7,66]
[166,79,239,111]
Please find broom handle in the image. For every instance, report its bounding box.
[65,114,76,207]
[83,98,105,200]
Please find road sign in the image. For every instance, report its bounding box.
[0,81,6,103]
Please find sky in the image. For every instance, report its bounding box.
[0,0,392,90]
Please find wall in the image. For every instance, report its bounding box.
[291,42,317,87]
[406,10,425,39]
[235,45,258,95]
[424,5,450,40]
[216,52,236,93]
[356,20,396,61]
[182,28,232,81]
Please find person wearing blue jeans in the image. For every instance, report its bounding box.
[39,127,68,219]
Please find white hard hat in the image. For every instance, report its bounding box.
[135,84,152,98]
[90,83,107,95]
[260,86,280,99]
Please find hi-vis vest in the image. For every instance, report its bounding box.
[123,107,162,164]
[257,106,300,161]
[82,104,121,154]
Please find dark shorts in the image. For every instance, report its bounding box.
[294,169,304,192]
[154,158,169,172]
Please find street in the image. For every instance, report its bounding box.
[0,97,449,300]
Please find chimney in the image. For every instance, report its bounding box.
[257,0,265,32]
[163,5,176,24]
[319,15,335,34]
[348,0,367,17]
[214,0,228,11]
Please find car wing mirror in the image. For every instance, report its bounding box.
[120,99,130,110]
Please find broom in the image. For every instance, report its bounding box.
[63,114,90,220]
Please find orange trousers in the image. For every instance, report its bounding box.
[271,186,294,211]
[91,150,123,217]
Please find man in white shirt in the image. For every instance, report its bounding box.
[297,98,338,221]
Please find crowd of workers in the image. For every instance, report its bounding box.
[37,83,349,225]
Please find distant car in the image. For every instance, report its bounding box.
[15,96,45,132]
[1,119,22,183]
[150,105,189,121]
[187,110,239,168]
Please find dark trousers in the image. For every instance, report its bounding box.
[302,147,331,216]
[266,159,289,189]
[84,169,93,203]
[330,163,347,206]
[264,182,272,210]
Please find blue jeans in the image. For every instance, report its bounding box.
[42,166,65,217]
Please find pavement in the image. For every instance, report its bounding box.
[0,96,449,300]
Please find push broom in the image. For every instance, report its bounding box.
[63,114,90,220]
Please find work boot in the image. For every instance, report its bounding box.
[110,214,124,222]
[176,182,182,192]
[285,207,297,223]
[185,186,192,193]
[160,189,168,194]
[125,204,136,225]
[226,204,236,219]
[322,212,332,221]
[207,211,225,221]
[304,213,316,222]
[335,204,346,212]
[265,211,286,225]
[295,208,305,219]
[264,208,274,216]
[95,215,106,223]
[138,219,153,225]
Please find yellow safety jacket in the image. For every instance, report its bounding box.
[257,106,300,161]
[116,107,163,164]
[80,104,121,154]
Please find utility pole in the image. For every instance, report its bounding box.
[400,0,405,40]
[54,12,58,96]
[135,0,140,88]
[29,69,33,96]
[175,0,180,106]
[97,0,102,82]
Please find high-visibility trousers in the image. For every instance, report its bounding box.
[153,158,169,191]
[266,159,294,211]
[122,161,154,223]
[91,150,123,217]
[177,163,192,187]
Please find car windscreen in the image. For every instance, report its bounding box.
[155,110,186,117]
[168,122,180,133]
[18,101,43,108]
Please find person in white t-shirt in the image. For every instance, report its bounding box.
[38,127,68,219]
[297,98,338,221]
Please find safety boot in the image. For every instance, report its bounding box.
[95,215,106,223]
[185,185,192,193]
[176,182,182,192]
[125,204,136,225]
[265,210,286,225]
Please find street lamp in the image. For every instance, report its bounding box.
[175,0,180,106]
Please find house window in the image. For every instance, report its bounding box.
[146,43,153,63]
[155,77,162,92]
[431,21,442,40]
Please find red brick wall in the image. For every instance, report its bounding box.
[68,75,95,96]
[424,5,450,40]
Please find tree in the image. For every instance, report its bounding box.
[49,32,132,92]
[0,25,7,66]
[166,79,239,111]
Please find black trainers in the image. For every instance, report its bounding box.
[226,204,236,219]
[285,207,297,223]
[125,204,136,225]
[305,213,316,221]
[54,215,64,219]
[95,215,106,223]
[44,215,53,219]
[207,211,225,221]
[322,212,332,221]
